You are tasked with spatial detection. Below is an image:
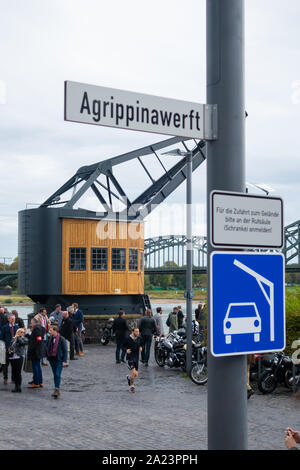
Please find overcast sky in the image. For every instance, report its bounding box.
[1,0,300,261]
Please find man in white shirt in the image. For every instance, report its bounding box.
[153,307,164,337]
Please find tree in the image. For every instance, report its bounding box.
[8,257,18,271]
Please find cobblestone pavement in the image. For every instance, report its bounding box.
[0,343,299,450]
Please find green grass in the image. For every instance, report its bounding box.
[146,289,206,301]
[181,372,189,379]
[0,294,33,306]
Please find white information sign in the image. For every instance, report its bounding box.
[64,81,217,140]
[210,191,284,249]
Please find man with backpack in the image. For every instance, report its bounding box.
[166,307,179,333]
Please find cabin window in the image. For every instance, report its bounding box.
[129,249,138,271]
[91,248,108,271]
[111,248,126,270]
[69,248,86,271]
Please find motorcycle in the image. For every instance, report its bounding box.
[154,329,186,370]
[99,318,115,345]
[258,351,296,394]
[154,328,207,385]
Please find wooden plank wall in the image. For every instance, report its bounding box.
[62,219,144,295]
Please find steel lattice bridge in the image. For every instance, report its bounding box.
[1,220,300,287]
[144,219,300,274]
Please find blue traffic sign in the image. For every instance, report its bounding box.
[210,252,285,357]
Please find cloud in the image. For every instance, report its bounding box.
[1,0,300,259]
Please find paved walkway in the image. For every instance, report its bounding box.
[0,343,299,450]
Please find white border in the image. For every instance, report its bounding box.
[210,190,284,250]
[210,251,286,357]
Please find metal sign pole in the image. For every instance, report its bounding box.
[206,0,248,450]
[186,151,193,375]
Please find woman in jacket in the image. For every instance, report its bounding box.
[9,328,28,393]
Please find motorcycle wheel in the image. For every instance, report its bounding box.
[189,362,208,385]
[100,335,109,346]
[154,348,165,367]
[258,371,277,394]
[284,369,300,390]
[284,370,294,389]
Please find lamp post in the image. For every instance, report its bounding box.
[162,148,193,374]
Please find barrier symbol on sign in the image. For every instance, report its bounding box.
[229,259,275,343]
[223,260,275,345]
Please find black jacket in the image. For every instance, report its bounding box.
[47,334,68,363]
[195,307,205,328]
[27,324,46,360]
[1,323,19,349]
[113,316,129,340]
[124,335,144,361]
[177,310,184,328]
[15,316,25,329]
[60,317,75,341]
[0,313,8,328]
[138,316,157,337]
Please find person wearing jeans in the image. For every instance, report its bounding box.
[141,335,152,365]
[72,303,84,357]
[60,310,76,361]
[138,309,157,366]
[31,359,43,387]
[0,314,18,385]
[113,310,129,364]
[26,318,45,389]
[47,325,68,399]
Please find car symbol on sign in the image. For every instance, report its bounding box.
[223,302,261,345]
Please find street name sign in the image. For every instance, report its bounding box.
[210,252,285,357]
[64,80,217,140]
[210,190,284,249]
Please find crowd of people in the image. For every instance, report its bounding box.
[112,303,205,393]
[0,303,85,398]
[1,301,298,450]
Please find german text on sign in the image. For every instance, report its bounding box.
[64,81,215,140]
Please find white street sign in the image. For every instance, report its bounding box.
[64,81,217,140]
[210,252,285,357]
[210,191,284,249]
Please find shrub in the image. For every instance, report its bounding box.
[285,286,300,356]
